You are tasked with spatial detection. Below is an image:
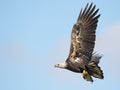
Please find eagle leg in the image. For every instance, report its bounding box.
[82,70,93,82]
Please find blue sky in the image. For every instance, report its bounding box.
[0,0,120,90]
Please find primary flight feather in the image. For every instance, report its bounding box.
[55,3,104,82]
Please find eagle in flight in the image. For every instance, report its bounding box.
[55,3,104,82]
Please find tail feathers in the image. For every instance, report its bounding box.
[82,54,103,82]
[87,62,104,79]
[87,54,104,79]
[82,65,103,82]
[90,66,103,79]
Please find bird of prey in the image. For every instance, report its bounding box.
[55,3,104,82]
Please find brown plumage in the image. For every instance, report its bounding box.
[55,3,104,82]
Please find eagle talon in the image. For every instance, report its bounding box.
[82,70,93,82]
[82,70,88,77]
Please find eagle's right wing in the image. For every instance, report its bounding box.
[68,3,100,63]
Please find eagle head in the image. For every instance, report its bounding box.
[55,62,68,69]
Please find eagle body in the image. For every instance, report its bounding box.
[55,3,104,82]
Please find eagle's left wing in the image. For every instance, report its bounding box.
[68,3,100,64]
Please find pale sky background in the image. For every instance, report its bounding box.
[0,0,120,90]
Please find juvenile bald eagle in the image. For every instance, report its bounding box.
[55,3,104,82]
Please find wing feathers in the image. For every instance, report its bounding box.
[80,3,93,20]
[80,3,89,19]
[68,3,100,61]
[80,3,100,55]
[87,15,100,26]
[86,5,96,18]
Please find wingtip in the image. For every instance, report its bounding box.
[97,14,101,18]
[90,2,93,8]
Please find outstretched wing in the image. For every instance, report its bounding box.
[68,3,100,62]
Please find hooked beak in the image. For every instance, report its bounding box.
[54,63,67,68]
[54,64,59,67]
